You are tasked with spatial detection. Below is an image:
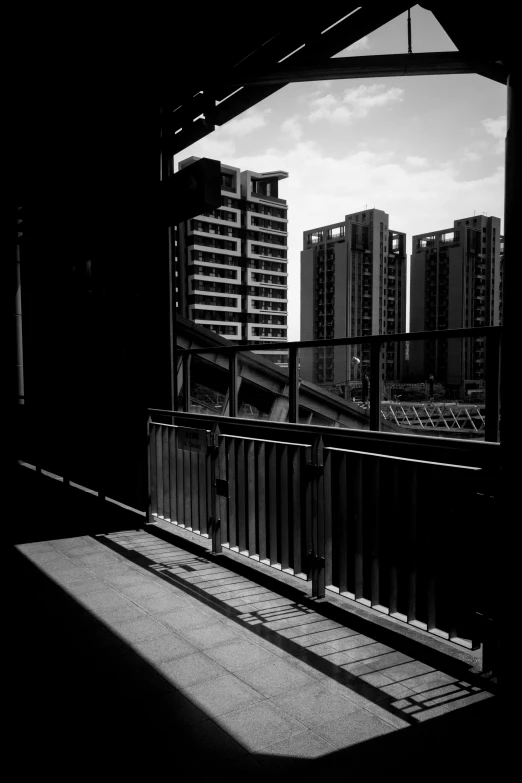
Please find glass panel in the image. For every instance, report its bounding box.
[189,354,226,415]
[381,335,488,441]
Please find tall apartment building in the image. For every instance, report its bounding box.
[176,158,289,364]
[300,209,407,387]
[409,214,502,393]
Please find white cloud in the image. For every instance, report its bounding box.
[482,115,506,139]
[220,108,271,137]
[334,36,371,57]
[482,115,506,154]
[405,156,428,167]
[281,116,303,141]
[308,84,404,124]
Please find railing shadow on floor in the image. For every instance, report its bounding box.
[9,540,502,781]
[10,467,502,779]
[98,527,497,720]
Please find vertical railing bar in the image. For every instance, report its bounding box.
[288,345,299,423]
[485,332,501,442]
[389,461,399,616]
[168,425,176,523]
[268,442,278,565]
[147,415,154,523]
[257,441,267,562]
[218,436,228,546]
[210,423,222,554]
[338,452,348,594]
[229,353,238,418]
[370,456,380,607]
[162,424,170,520]
[304,446,312,582]
[407,464,418,623]
[156,424,164,519]
[317,437,325,599]
[246,439,256,557]
[370,340,382,431]
[237,439,246,552]
[354,454,364,600]
[191,451,200,531]
[175,426,184,526]
[228,438,237,548]
[280,444,289,570]
[324,449,332,588]
[291,446,302,575]
[198,446,207,534]
[149,422,158,520]
[183,445,191,528]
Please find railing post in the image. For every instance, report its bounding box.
[308,435,325,599]
[229,353,238,418]
[485,332,501,442]
[288,345,299,423]
[208,422,222,554]
[182,353,191,412]
[370,340,382,431]
[146,413,153,524]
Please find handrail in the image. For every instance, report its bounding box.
[171,324,502,442]
[175,325,501,356]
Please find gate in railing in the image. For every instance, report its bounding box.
[148,411,497,655]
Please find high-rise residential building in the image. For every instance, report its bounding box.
[409,214,502,393]
[300,209,407,387]
[176,157,289,364]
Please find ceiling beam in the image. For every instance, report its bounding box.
[220,52,508,87]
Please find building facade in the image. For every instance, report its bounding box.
[409,214,502,394]
[176,158,289,364]
[300,209,407,387]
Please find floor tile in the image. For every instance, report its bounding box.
[178,622,243,650]
[271,681,361,729]
[260,729,335,760]
[235,657,317,697]
[183,673,264,718]
[205,639,279,672]
[378,661,435,682]
[113,616,171,643]
[401,671,457,693]
[131,633,198,663]
[314,708,397,749]
[116,581,171,600]
[128,592,190,614]
[159,652,227,689]
[217,701,306,752]
[158,607,216,631]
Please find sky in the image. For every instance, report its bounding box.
[177,6,507,339]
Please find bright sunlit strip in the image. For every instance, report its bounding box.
[278,43,306,64]
[321,7,362,35]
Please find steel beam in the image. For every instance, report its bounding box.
[221,52,508,88]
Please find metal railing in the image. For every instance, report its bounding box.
[174,325,502,442]
[148,409,498,655]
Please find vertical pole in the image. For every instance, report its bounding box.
[146,414,153,524]
[370,340,382,431]
[288,345,299,423]
[161,107,176,412]
[309,436,325,599]
[229,352,238,418]
[210,423,222,554]
[496,69,521,683]
[485,332,501,442]
[407,8,412,54]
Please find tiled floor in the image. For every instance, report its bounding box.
[11,527,500,779]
